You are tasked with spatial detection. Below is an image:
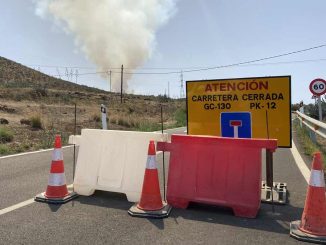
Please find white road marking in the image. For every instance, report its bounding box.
[0,198,35,216]
[0,127,187,216]
[0,146,74,160]
[0,127,311,217]
[290,140,310,184]
[0,184,73,216]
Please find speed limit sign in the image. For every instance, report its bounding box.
[309,78,326,96]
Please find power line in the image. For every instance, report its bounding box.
[27,57,326,74]
[179,44,326,74]
[30,44,326,77]
[45,57,326,79]
[76,44,326,76]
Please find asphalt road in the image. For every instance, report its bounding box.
[0,126,309,244]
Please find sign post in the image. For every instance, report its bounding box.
[309,78,326,121]
[100,104,107,130]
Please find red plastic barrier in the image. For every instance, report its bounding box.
[157,135,277,218]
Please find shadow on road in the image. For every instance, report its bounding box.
[74,190,167,229]
[71,190,304,234]
[170,202,303,235]
[74,191,131,211]
[148,218,165,230]
[47,204,62,212]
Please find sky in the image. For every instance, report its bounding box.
[1,0,326,103]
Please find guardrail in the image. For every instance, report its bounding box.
[296,111,326,139]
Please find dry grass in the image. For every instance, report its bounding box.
[0,55,186,156]
[0,93,185,155]
[293,119,326,170]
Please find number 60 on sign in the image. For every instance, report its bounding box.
[309,78,326,96]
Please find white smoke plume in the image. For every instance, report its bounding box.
[33,0,176,91]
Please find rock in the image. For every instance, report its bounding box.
[0,118,9,124]
[0,105,15,113]
[20,119,31,125]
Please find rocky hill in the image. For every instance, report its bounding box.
[0,56,185,156]
[0,56,101,92]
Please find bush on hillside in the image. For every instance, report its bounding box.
[30,116,43,129]
[0,127,13,143]
[174,108,187,127]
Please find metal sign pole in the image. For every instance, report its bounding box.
[72,103,77,206]
[73,104,77,182]
[161,105,166,201]
[265,110,274,212]
[318,96,322,121]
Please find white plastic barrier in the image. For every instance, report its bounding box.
[74,129,168,202]
[68,135,82,145]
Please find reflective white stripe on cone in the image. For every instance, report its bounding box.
[48,173,66,186]
[146,156,157,169]
[52,149,63,161]
[309,170,325,187]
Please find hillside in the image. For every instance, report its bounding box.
[0,56,185,155]
[0,56,102,92]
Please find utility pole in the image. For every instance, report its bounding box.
[70,69,74,82]
[109,70,112,92]
[65,68,69,81]
[180,71,185,98]
[56,68,61,79]
[75,69,79,84]
[168,81,170,98]
[121,65,124,103]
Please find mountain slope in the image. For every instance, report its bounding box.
[0,56,102,92]
[0,56,186,156]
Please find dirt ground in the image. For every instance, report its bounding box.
[0,91,184,155]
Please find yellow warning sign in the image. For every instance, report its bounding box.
[186,76,291,147]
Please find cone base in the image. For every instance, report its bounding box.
[290,220,326,244]
[128,201,172,219]
[35,191,78,204]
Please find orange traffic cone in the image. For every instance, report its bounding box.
[128,140,171,218]
[35,135,78,204]
[290,152,326,243]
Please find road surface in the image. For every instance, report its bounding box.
[0,126,309,244]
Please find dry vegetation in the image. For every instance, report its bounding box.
[0,56,186,155]
[293,119,326,170]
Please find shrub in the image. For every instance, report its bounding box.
[92,114,101,122]
[39,130,69,149]
[117,118,123,126]
[0,127,14,143]
[136,121,161,132]
[294,120,326,170]
[110,117,117,124]
[158,94,169,103]
[128,106,135,113]
[0,144,10,155]
[174,108,187,127]
[30,116,43,129]
[117,117,130,127]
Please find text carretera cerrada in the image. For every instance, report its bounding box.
[191,80,284,110]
